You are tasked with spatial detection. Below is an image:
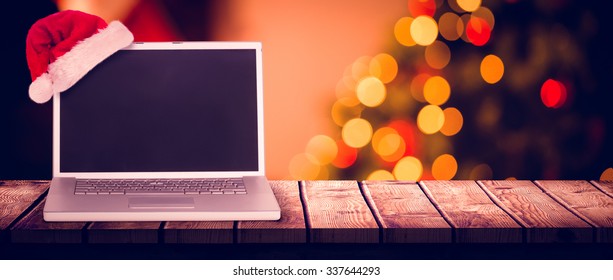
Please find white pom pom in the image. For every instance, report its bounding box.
[29,73,54,104]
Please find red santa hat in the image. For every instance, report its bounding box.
[26,10,133,103]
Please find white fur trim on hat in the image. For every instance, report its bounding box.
[39,21,134,102]
[29,72,54,104]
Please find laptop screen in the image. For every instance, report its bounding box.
[59,48,259,173]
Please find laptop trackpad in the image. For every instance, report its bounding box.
[128,197,195,209]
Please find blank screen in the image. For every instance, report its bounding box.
[59,49,259,172]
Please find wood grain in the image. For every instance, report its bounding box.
[590,181,613,198]
[237,181,306,243]
[87,222,160,243]
[301,180,379,243]
[419,180,522,243]
[0,181,49,242]
[479,180,592,243]
[361,181,451,243]
[164,221,234,243]
[536,180,613,243]
[10,198,87,243]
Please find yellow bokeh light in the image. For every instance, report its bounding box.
[601,167,613,181]
[438,12,462,41]
[369,53,398,84]
[457,0,481,12]
[440,107,464,136]
[480,54,504,84]
[342,118,373,148]
[393,156,423,181]
[410,15,439,46]
[356,76,386,107]
[425,40,451,69]
[432,154,458,180]
[367,169,395,180]
[423,76,451,105]
[372,127,403,157]
[394,17,416,47]
[417,105,445,134]
[472,6,495,30]
[289,153,320,180]
[305,135,338,165]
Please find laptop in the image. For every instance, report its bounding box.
[43,42,281,222]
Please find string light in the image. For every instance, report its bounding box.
[369,53,398,84]
[393,156,423,180]
[480,54,504,84]
[417,105,445,134]
[466,17,491,46]
[410,15,439,46]
[342,118,373,148]
[394,17,416,47]
[423,75,451,105]
[432,154,458,180]
[457,0,482,12]
[408,0,436,17]
[356,76,387,107]
[541,79,567,108]
[440,107,464,136]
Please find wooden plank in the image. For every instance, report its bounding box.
[87,222,160,243]
[301,180,379,243]
[10,198,87,243]
[535,180,613,243]
[237,181,306,243]
[164,221,234,244]
[0,181,49,242]
[591,181,613,198]
[361,181,451,243]
[479,180,592,243]
[419,180,522,243]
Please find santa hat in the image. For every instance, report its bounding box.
[26,10,133,103]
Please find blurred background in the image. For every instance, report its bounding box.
[2,0,611,181]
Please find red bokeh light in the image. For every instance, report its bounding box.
[540,79,567,108]
[388,119,418,157]
[331,140,358,168]
[466,17,491,46]
[408,0,436,17]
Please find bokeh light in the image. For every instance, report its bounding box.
[438,12,463,41]
[466,17,491,46]
[540,79,567,108]
[410,73,431,103]
[423,76,451,105]
[372,127,405,159]
[389,119,418,156]
[472,6,495,30]
[394,17,416,47]
[480,54,504,84]
[432,154,458,180]
[410,15,439,46]
[352,56,371,81]
[305,135,338,165]
[367,169,395,180]
[356,76,386,107]
[440,107,464,136]
[417,105,445,134]
[393,156,423,180]
[425,40,451,69]
[331,99,362,127]
[601,168,613,181]
[469,163,493,179]
[342,118,373,148]
[408,0,436,17]
[369,53,398,84]
[457,0,482,12]
[289,153,320,180]
[331,140,358,168]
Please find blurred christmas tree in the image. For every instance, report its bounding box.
[290,0,612,181]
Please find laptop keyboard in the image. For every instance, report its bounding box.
[74,178,246,195]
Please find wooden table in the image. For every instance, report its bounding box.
[1,180,612,259]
